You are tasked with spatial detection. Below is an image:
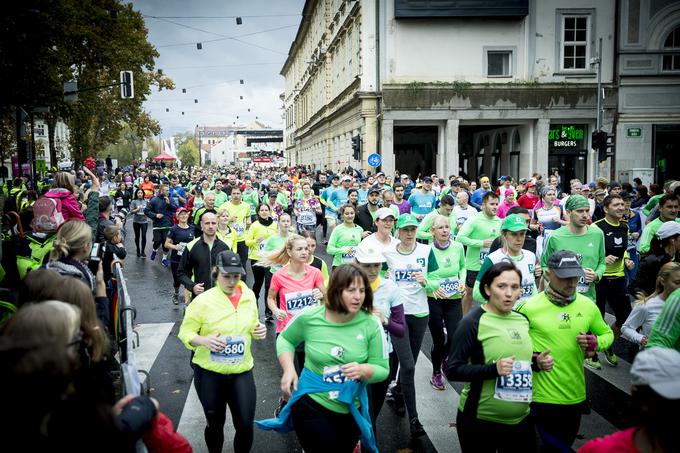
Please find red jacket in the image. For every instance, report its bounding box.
[45,188,85,222]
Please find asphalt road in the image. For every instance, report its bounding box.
[121,222,636,453]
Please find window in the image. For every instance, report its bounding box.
[662,26,680,71]
[487,51,512,77]
[561,15,589,70]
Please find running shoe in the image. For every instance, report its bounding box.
[387,391,406,417]
[140,253,147,259]
[150,250,157,261]
[274,397,287,418]
[172,293,179,305]
[440,359,448,376]
[603,348,618,366]
[161,258,169,267]
[585,357,602,370]
[409,417,426,438]
[430,372,446,391]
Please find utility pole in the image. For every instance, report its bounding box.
[595,38,603,131]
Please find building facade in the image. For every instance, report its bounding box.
[283,0,626,184]
[615,0,680,185]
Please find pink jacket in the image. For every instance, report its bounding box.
[45,188,85,222]
[497,200,519,219]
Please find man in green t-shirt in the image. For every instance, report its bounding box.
[637,194,680,255]
[516,250,613,453]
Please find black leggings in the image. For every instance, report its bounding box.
[291,394,360,453]
[428,297,463,373]
[236,241,248,269]
[531,401,585,453]
[193,367,256,453]
[133,222,148,253]
[456,410,535,453]
[595,276,631,328]
[170,261,181,290]
[391,314,429,419]
[250,261,272,316]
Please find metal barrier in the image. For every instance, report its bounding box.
[113,262,150,397]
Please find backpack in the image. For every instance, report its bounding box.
[31,196,66,233]
[17,233,56,279]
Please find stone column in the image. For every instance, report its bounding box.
[444,118,460,178]
[534,119,550,178]
[381,119,395,176]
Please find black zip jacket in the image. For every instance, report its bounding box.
[177,235,230,295]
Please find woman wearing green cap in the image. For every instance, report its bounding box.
[382,212,439,438]
[425,214,466,391]
[473,214,541,306]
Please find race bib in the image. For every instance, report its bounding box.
[323,364,346,400]
[494,360,532,403]
[298,210,316,225]
[577,275,589,293]
[259,242,266,251]
[284,290,317,315]
[116,198,124,207]
[479,248,490,264]
[233,223,245,237]
[341,248,356,263]
[439,278,460,298]
[393,267,422,287]
[210,334,246,364]
[177,242,187,256]
[520,284,534,299]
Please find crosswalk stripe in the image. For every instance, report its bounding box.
[132,322,175,383]
[177,380,234,453]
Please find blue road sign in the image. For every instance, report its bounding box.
[367,153,381,168]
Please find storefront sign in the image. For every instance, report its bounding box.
[253,157,272,163]
[548,125,585,148]
[627,127,642,138]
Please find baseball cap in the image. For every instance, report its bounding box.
[331,174,340,180]
[422,176,433,183]
[609,180,622,189]
[216,250,246,275]
[505,189,515,196]
[376,172,385,177]
[630,347,680,399]
[525,181,536,188]
[547,250,585,279]
[501,214,528,232]
[341,175,352,182]
[400,174,409,179]
[397,213,419,229]
[267,190,278,198]
[595,189,607,196]
[581,185,591,191]
[376,207,396,220]
[480,176,490,183]
[657,221,680,239]
[176,207,189,215]
[355,243,386,264]
[619,190,632,200]
[368,186,381,195]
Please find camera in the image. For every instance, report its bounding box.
[88,242,105,274]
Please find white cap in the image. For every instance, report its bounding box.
[376,207,396,220]
[657,221,680,240]
[355,242,386,264]
[630,347,680,399]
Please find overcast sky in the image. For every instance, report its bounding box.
[129,0,304,138]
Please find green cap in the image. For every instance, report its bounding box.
[565,194,590,211]
[501,214,528,232]
[397,213,419,229]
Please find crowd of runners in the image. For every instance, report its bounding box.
[2,163,679,453]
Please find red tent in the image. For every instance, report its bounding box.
[153,152,177,161]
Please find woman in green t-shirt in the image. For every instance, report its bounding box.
[326,204,363,269]
[446,261,553,452]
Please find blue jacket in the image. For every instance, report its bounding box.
[255,368,378,453]
[144,195,177,228]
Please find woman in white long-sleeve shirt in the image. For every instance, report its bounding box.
[622,262,680,348]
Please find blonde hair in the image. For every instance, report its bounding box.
[257,234,306,268]
[636,262,680,305]
[53,172,78,194]
[430,214,450,231]
[5,301,81,345]
[50,220,92,261]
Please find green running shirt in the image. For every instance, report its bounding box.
[326,223,363,267]
[455,212,502,272]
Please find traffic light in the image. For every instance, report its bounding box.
[120,71,134,99]
[351,135,361,161]
[592,130,615,163]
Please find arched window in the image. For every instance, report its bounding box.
[510,131,521,180]
[663,25,680,71]
[491,134,501,183]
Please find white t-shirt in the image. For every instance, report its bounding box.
[360,232,398,251]
[453,205,478,230]
[382,242,437,315]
